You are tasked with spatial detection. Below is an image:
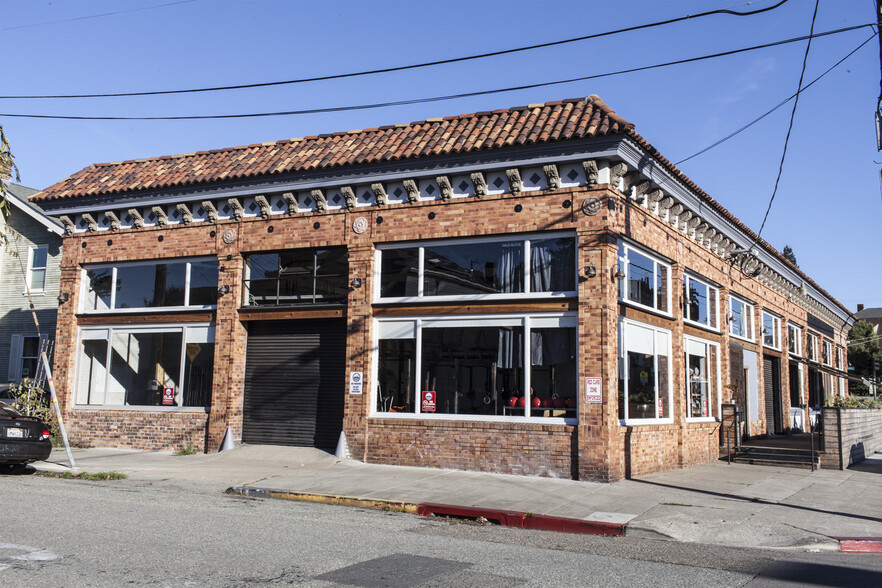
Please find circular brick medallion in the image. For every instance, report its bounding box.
[353,216,368,234]
[581,196,602,216]
[222,228,237,244]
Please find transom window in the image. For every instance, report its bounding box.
[618,319,672,422]
[618,243,670,314]
[244,248,348,306]
[788,324,802,356]
[374,315,577,421]
[682,274,718,329]
[76,325,214,408]
[685,336,720,419]
[729,296,754,341]
[82,258,218,312]
[762,311,781,349]
[377,234,576,301]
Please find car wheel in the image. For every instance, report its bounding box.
[1,463,28,475]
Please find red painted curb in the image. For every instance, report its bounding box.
[416,502,626,536]
[833,537,882,553]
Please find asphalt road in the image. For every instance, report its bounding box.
[2,473,880,587]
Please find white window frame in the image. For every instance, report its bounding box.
[26,244,49,294]
[7,334,48,382]
[728,295,755,342]
[788,323,802,356]
[684,335,722,422]
[80,257,218,314]
[822,339,832,367]
[618,318,674,425]
[617,241,672,317]
[374,232,577,304]
[74,323,214,410]
[682,273,719,331]
[806,332,819,362]
[835,345,844,371]
[761,311,781,350]
[371,312,578,424]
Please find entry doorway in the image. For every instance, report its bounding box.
[763,355,783,435]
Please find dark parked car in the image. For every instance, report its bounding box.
[1,401,52,473]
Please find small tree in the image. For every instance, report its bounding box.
[1,123,20,247]
[848,320,881,395]
[782,245,798,267]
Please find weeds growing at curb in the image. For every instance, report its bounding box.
[38,471,127,480]
[173,445,198,456]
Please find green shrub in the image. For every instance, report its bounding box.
[833,396,882,409]
[5,379,58,438]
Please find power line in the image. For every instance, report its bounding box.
[676,32,878,166]
[0,23,871,122]
[0,0,195,32]
[754,0,821,242]
[0,0,794,100]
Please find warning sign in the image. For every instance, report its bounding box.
[162,387,175,406]
[186,344,202,362]
[349,371,363,395]
[421,390,436,412]
[585,377,602,403]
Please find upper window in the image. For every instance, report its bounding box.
[618,242,670,314]
[806,332,818,362]
[618,319,672,422]
[728,296,754,341]
[244,248,348,306]
[682,274,718,330]
[377,234,575,302]
[762,311,781,350]
[374,315,577,421]
[82,258,218,312]
[685,336,721,419]
[835,345,843,370]
[788,323,802,356]
[27,245,48,292]
[822,340,832,367]
[76,325,214,408]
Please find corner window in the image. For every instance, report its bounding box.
[244,248,348,306]
[685,336,720,419]
[729,296,754,341]
[788,324,802,356]
[682,274,718,329]
[806,332,818,362]
[618,242,670,314]
[762,311,781,350]
[618,319,671,422]
[82,258,218,312]
[375,315,577,421]
[377,234,576,301]
[27,245,48,292]
[76,325,214,408]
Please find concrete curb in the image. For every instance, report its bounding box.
[227,486,625,536]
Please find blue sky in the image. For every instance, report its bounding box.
[2,0,878,311]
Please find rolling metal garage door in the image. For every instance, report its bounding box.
[243,319,345,449]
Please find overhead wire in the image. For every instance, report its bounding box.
[0,0,195,32]
[0,0,794,100]
[0,23,872,121]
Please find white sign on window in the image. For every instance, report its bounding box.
[585,377,602,403]
[349,371,363,395]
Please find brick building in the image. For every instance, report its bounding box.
[31,96,851,481]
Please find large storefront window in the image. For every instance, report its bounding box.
[375,316,577,420]
[685,337,720,419]
[82,258,218,312]
[76,325,214,408]
[377,233,576,301]
[244,247,348,306]
[618,319,671,422]
[618,242,670,314]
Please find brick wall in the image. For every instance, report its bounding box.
[67,408,209,451]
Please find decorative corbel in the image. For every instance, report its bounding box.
[668,203,684,225]
[281,192,298,214]
[436,176,452,201]
[694,222,709,241]
[340,186,357,211]
[227,198,244,220]
[645,189,664,207]
[542,164,559,190]
[507,168,523,195]
[677,209,693,230]
[104,211,121,231]
[582,160,599,187]
[621,171,641,192]
[609,162,628,189]
[310,189,327,212]
[151,207,168,227]
[176,203,193,225]
[201,201,218,223]
[686,216,701,233]
[470,172,487,198]
[128,209,144,229]
[703,227,717,246]
[403,180,419,203]
[80,213,98,232]
[632,180,652,203]
[254,195,271,219]
[370,183,387,206]
[59,215,75,236]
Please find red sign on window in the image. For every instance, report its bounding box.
[421,390,436,412]
[162,387,175,406]
[657,398,664,418]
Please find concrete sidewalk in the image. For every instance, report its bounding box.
[35,445,882,551]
